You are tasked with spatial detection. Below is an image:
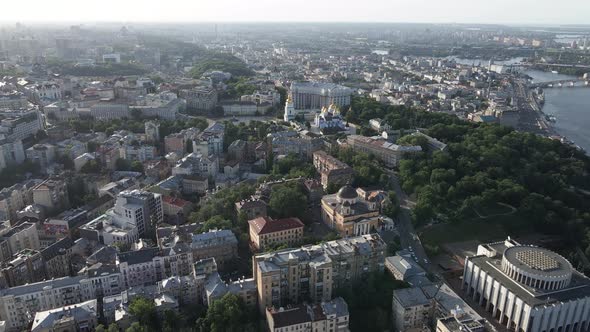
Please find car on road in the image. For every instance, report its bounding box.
[423,259,429,264]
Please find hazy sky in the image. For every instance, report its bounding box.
[0,0,587,25]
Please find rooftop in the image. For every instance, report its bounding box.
[255,234,386,273]
[268,305,310,328]
[468,253,590,307]
[393,287,431,308]
[162,195,191,208]
[248,216,304,235]
[117,247,160,265]
[504,246,572,276]
[191,229,238,249]
[31,299,97,331]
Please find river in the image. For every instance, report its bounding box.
[525,69,590,151]
[446,55,590,151]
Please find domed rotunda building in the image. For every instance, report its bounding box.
[320,185,384,237]
[463,237,590,332]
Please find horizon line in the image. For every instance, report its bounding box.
[1,20,590,28]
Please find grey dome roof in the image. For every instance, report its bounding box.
[337,185,357,199]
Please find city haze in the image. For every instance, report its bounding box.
[1,0,589,25]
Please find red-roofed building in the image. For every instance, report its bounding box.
[162,195,193,219]
[248,216,304,251]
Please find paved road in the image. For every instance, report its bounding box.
[514,80,555,136]
[384,168,433,271]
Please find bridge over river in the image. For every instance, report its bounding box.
[529,79,590,88]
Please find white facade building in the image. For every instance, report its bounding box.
[79,212,140,246]
[463,237,590,332]
[0,109,44,142]
[90,100,129,120]
[113,190,163,236]
[117,246,193,288]
[290,82,352,110]
[119,144,157,163]
[172,153,219,178]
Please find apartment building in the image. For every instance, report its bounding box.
[204,272,257,307]
[172,152,219,178]
[179,87,218,111]
[266,297,350,332]
[40,237,74,279]
[346,135,422,168]
[0,92,28,110]
[312,150,353,190]
[32,178,70,216]
[267,130,322,159]
[0,139,25,171]
[0,180,40,222]
[25,144,57,169]
[190,229,238,269]
[31,299,98,332]
[163,128,200,155]
[0,249,46,288]
[392,287,433,332]
[117,246,193,288]
[78,212,139,246]
[253,234,386,313]
[113,190,163,236]
[119,144,158,163]
[0,222,40,262]
[157,275,201,306]
[0,109,44,142]
[132,93,185,120]
[235,198,267,220]
[0,270,121,331]
[248,216,304,251]
[197,122,225,156]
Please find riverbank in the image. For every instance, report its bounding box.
[521,70,590,151]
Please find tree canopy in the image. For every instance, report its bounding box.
[347,96,590,273]
[268,184,308,220]
[189,53,254,78]
[128,297,159,331]
[195,293,258,332]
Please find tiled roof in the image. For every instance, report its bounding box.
[162,195,190,208]
[248,216,304,235]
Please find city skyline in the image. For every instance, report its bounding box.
[0,0,589,25]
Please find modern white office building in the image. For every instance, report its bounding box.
[463,237,590,332]
[113,190,163,236]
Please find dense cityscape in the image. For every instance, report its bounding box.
[0,16,588,332]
